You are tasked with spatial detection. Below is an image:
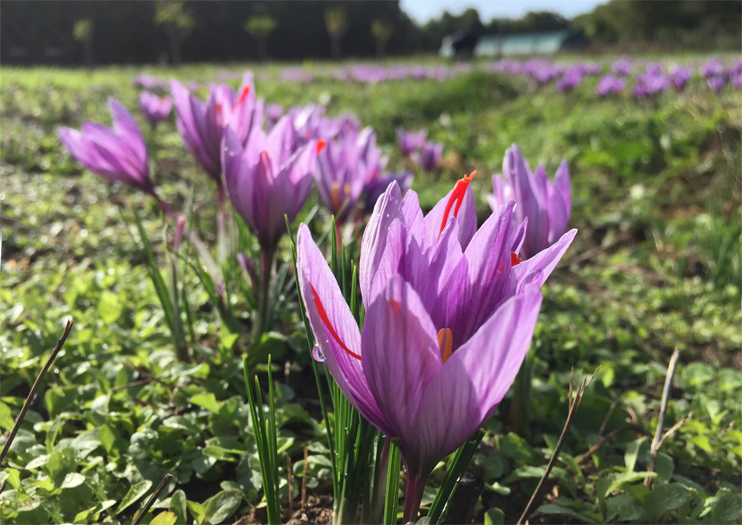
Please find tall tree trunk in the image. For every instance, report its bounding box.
[170,33,182,65]
[84,40,94,68]
[376,38,385,58]
[258,38,267,61]
[331,36,341,59]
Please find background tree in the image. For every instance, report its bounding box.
[154,1,194,65]
[72,18,94,67]
[370,19,393,57]
[244,15,277,61]
[325,6,348,59]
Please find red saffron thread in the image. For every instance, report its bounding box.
[310,283,362,361]
[439,171,476,234]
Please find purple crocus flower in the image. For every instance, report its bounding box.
[708,75,727,93]
[132,74,167,91]
[170,72,263,184]
[397,128,428,156]
[731,71,742,89]
[222,116,323,251]
[633,73,670,98]
[297,178,576,522]
[139,92,172,125]
[412,141,443,172]
[556,68,583,92]
[612,57,632,76]
[314,127,384,222]
[265,103,283,129]
[362,171,413,214]
[59,98,154,193]
[489,144,571,260]
[700,57,725,80]
[669,66,693,92]
[595,75,625,97]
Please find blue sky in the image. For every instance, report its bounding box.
[400,0,605,23]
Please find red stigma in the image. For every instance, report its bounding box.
[510,252,522,266]
[310,283,362,361]
[236,86,251,106]
[316,140,327,155]
[439,171,476,235]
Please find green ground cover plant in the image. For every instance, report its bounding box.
[1,58,740,524]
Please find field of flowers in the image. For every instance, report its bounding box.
[1,55,740,525]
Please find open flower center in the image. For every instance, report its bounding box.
[439,171,476,235]
[310,283,362,361]
[437,328,453,364]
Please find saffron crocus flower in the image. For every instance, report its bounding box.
[139,92,172,125]
[315,127,383,222]
[397,128,427,156]
[556,68,583,92]
[298,179,576,522]
[595,75,625,97]
[362,171,413,214]
[413,142,443,172]
[59,98,154,194]
[612,57,632,76]
[171,72,263,184]
[708,75,727,93]
[265,103,283,129]
[669,66,693,92]
[489,144,571,260]
[222,116,323,252]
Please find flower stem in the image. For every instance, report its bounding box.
[216,182,228,263]
[256,246,274,336]
[402,468,427,524]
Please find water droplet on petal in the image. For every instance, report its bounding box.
[312,344,326,363]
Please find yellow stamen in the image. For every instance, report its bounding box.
[438,328,453,364]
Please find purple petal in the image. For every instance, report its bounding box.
[514,228,577,293]
[360,181,405,307]
[297,225,392,435]
[362,274,441,440]
[415,287,543,471]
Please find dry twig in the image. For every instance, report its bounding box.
[131,473,173,525]
[0,319,73,467]
[644,348,682,487]
[516,367,599,525]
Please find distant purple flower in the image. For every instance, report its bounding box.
[170,72,263,184]
[222,116,322,251]
[59,98,153,193]
[412,142,443,172]
[646,62,664,76]
[397,128,427,156]
[362,171,413,213]
[139,92,172,125]
[489,144,571,260]
[700,58,725,80]
[132,74,167,91]
[315,128,385,222]
[669,66,693,92]
[633,73,670,98]
[297,176,575,521]
[708,75,727,93]
[556,68,583,92]
[612,57,632,76]
[266,103,283,122]
[731,72,742,89]
[596,75,625,97]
